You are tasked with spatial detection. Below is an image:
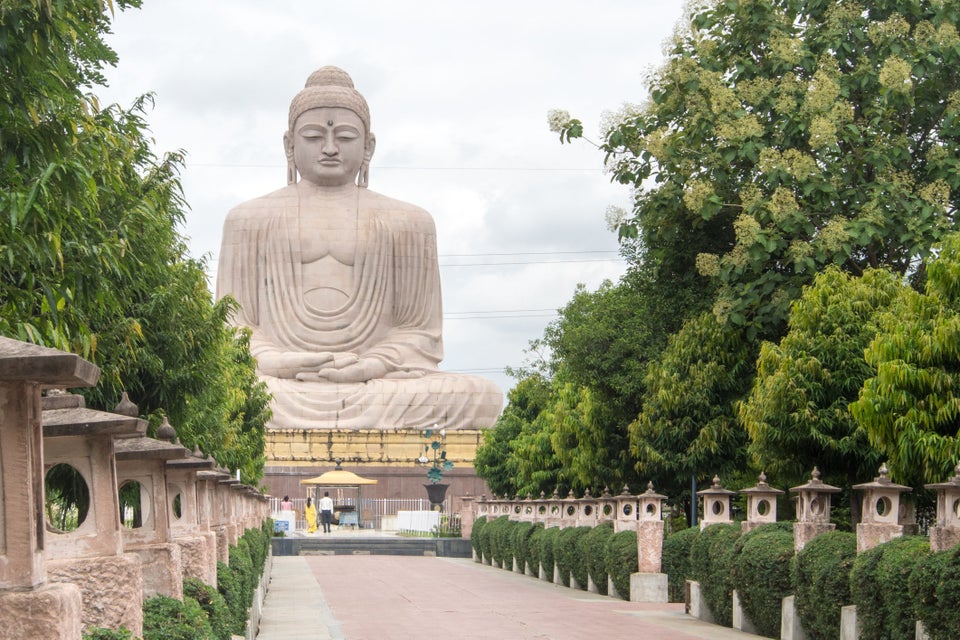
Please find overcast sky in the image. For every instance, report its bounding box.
[97,1,688,398]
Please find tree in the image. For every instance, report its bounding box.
[740,266,898,493]
[583,0,960,340]
[0,0,269,482]
[630,311,754,499]
[475,374,555,497]
[852,233,960,486]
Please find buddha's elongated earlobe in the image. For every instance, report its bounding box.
[358,132,376,188]
[284,131,297,185]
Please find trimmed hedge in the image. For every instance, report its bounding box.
[662,526,699,603]
[217,526,271,635]
[909,545,960,640]
[582,522,614,595]
[511,521,537,572]
[482,516,511,567]
[555,527,591,589]
[851,535,929,640]
[792,530,856,639]
[688,523,740,627]
[730,523,794,638]
[606,530,638,600]
[526,524,545,575]
[142,595,212,640]
[184,577,233,640]
[470,515,487,561]
[539,526,561,578]
[82,630,133,640]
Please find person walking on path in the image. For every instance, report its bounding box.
[319,491,334,533]
[305,496,318,533]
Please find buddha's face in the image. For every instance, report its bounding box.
[287,107,370,187]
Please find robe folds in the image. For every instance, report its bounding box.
[217,184,502,430]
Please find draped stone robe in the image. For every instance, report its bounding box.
[217,184,502,430]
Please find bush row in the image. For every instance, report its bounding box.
[84,520,273,640]
[470,517,636,598]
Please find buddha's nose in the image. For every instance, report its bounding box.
[321,138,338,156]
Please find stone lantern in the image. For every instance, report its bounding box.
[630,481,668,603]
[852,463,914,553]
[544,489,563,529]
[165,440,217,586]
[0,338,99,639]
[790,466,842,552]
[740,472,784,532]
[561,489,579,528]
[596,487,617,526]
[531,491,549,525]
[520,494,536,523]
[925,463,960,552]
[114,428,190,598]
[615,485,639,533]
[697,476,736,530]
[576,489,599,528]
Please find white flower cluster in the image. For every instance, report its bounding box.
[547,109,573,133]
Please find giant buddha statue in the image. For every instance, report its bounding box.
[217,66,502,431]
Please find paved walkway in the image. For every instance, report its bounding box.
[255,553,764,640]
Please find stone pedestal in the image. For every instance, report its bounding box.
[128,543,183,599]
[733,589,758,634]
[637,520,664,573]
[176,533,217,585]
[686,580,715,623]
[0,582,82,640]
[840,605,858,640]
[780,595,807,640]
[630,572,667,603]
[48,554,143,636]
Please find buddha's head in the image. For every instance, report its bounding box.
[284,66,376,188]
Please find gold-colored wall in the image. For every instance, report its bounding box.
[266,428,483,467]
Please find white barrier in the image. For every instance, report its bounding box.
[397,510,440,534]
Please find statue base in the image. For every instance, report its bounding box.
[263,427,490,511]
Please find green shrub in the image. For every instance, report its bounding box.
[730,523,794,638]
[142,595,213,640]
[526,524,545,576]
[511,521,536,572]
[606,530,638,600]
[909,545,960,640]
[662,526,699,603]
[851,535,929,640]
[793,531,856,639]
[82,629,133,640]
[540,526,561,578]
[470,515,487,560]
[688,522,741,627]
[494,518,517,567]
[478,516,505,565]
[582,522,615,595]
[555,527,591,589]
[217,559,244,635]
[184,577,232,640]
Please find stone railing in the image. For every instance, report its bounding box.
[464,467,960,640]
[0,336,270,638]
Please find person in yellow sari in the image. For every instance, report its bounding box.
[305,497,318,533]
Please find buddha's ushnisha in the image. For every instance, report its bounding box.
[217,66,502,430]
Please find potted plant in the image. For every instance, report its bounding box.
[418,426,454,509]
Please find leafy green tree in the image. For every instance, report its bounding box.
[741,267,898,489]
[852,233,960,486]
[0,0,269,482]
[578,0,960,340]
[475,374,555,497]
[630,312,753,499]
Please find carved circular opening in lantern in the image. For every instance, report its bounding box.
[514,505,521,514]
[539,505,546,515]
[603,504,613,516]
[876,496,892,517]
[622,503,633,516]
[119,480,144,529]
[645,503,657,516]
[711,500,724,516]
[757,499,770,516]
[810,497,823,515]
[44,463,90,533]
[566,505,576,516]
[551,505,559,515]
[584,505,593,516]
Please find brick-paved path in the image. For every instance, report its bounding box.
[256,555,763,640]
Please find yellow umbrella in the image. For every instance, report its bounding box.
[300,463,378,528]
